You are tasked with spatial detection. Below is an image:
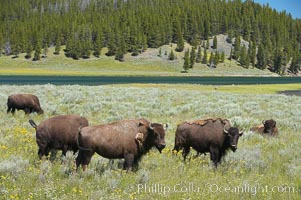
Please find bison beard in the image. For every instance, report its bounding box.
[173,118,243,167]
[76,119,167,172]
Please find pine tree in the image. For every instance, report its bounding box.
[233,34,241,60]
[176,33,184,52]
[25,43,33,59]
[33,38,41,61]
[239,44,247,67]
[273,49,283,74]
[54,38,61,55]
[213,36,217,49]
[93,31,103,57]
[202,48,208,64]
[196,46,202,63]
[257,43,266,69]
[168,49,175,60]
[221,51,225,63]
[209,52,215,67]
[190,47,196,68]
[215,51,220,66]
[158,48,162,57]
[183,49,190,72]
[206,39,210,49]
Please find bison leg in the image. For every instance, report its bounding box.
[209,147,219,167]
[24,108,30,115]
[124,153,134,172]
[182,146,190,161]
[9,107,16,114]
[38,146,50,159]
[7,106,11,114]
[76,150,94,171]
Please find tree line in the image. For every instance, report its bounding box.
[0,0,300,74]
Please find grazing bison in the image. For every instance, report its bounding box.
[173,118,243,167]
[76,119,167,171]
[7,94,43,114]
[250,119,278,136]
[29,115,89,159]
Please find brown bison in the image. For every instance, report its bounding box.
[29,115,89,159]
[7,94,43,114]
[250,119,278,136]
[173,118,243,167]
[76,118,167,171]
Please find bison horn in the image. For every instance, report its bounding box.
[164,123,168,131]
[262,120,266,124]
[149,123,154,130]
[223,127,229,134]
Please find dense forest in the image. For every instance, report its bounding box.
[0,0,300,74]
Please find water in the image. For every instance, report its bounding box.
[0,75,301,85]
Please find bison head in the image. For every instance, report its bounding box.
[223,127,243,152]
[138,121,167,153]
[262,119,276,134]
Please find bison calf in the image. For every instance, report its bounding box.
[29,115,89,159]
[173,118,243,167]
[7,94,43,115]
[76,118,167,172]
[250,119,278,136]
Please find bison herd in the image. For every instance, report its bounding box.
[7,93,279,171]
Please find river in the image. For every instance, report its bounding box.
[1,75,301,85]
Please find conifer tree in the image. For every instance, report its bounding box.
[202,48,208,64]
[206,39,209,49]
[221,51,225,63]
[196,45,202,63]
[93,32,103,57]
[190,47,196,68]
[209,52,215,66]
[176,33,184,52]
[239,44,247,67]
[33,40,41,61]
[168,49,175,60]
[54,38,61,55]
[257,43,266,69]
[233,34,241,60]
[25,43,33,59]
[183,49,190,72]
[213,36,217,49]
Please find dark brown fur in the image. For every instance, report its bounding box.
[29,115,89,159]
[76,118,167,171]
[250,119,278,136]
[173,118,243,167]
[7,94,43,114]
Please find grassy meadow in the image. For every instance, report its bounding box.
[0,45,277,77]
[0,84,301,199]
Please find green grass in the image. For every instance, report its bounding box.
[0,84,300,199]
[0,45,277,76]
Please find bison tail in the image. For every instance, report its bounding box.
[77,127,93,151]
[29,119,37,129]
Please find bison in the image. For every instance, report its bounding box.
[29,115,89,159]
[7,94,43,115]
[76,118,167,171]
[250,119,278,136]
[173,118,243,167]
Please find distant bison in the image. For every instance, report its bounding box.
[250,119,278,136]
[173,118,243,167]
[76,119,167,171]
[7,94,43,114]
[29,115,89,159]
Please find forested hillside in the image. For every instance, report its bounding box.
[0,0,300,74]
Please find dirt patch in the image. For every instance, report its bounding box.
[278,90,301,96]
